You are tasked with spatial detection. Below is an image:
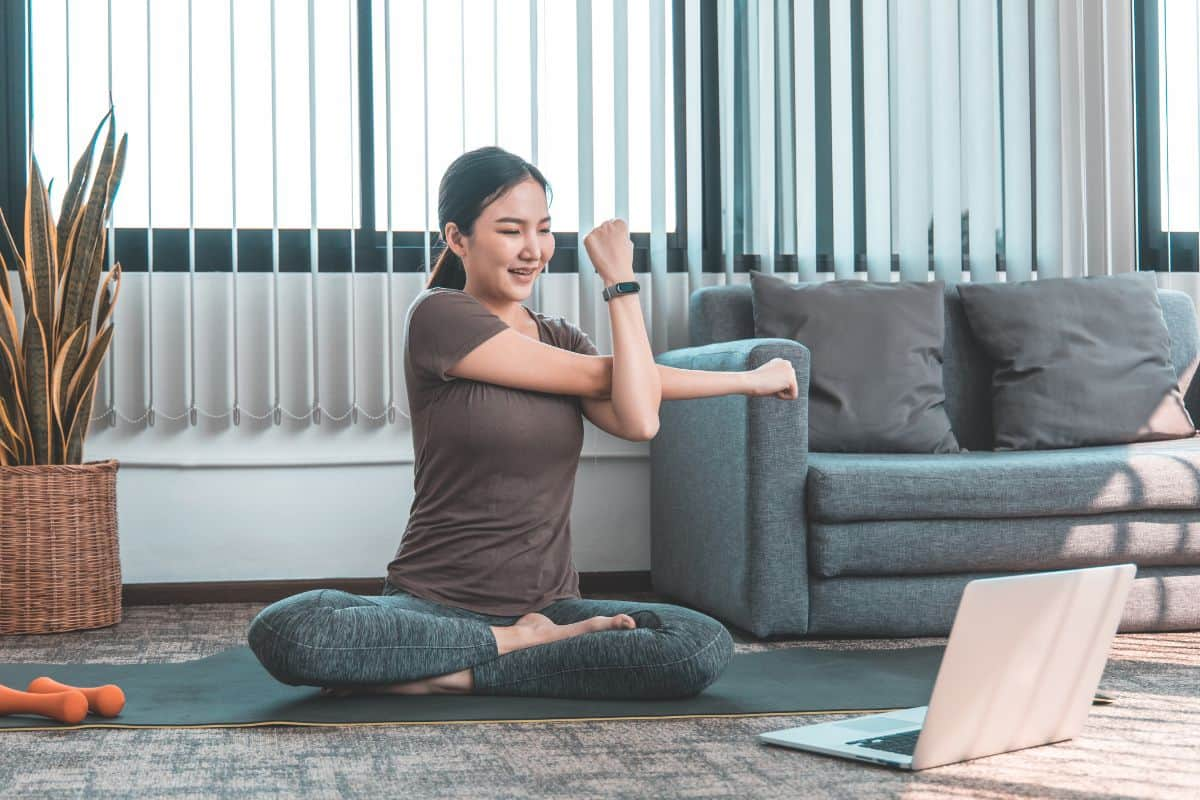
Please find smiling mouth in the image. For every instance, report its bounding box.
[508,268,538,276]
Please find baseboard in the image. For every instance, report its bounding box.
[120,571,654,606]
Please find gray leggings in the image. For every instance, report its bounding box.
[246,583,734,699]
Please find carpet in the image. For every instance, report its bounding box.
[1,603,1195,799]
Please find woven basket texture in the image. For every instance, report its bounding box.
[0,459,122,635]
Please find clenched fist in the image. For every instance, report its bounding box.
[746,358,800,400]
[583,219,635,285]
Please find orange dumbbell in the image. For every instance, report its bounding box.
[0,683,88,724]
[26,677,125,718]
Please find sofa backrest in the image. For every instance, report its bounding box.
[688,282,1200,451]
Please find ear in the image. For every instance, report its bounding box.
[444,222,469,258]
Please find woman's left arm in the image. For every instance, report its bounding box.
[590,357,799,401]
[582,357,799,440]
[658,360,798,401]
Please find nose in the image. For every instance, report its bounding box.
[520,231,542,263]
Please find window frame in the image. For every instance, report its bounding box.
[1,0,702,275]
[0,0,26,250]
[1133,0,1199,272]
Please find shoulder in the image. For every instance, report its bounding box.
[408,287,476,315]
[530,310,573,338]
[406,288,496,329]
[534,312,599,356]
[404,290,510,361]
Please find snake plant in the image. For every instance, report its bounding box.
[0,109,127,465]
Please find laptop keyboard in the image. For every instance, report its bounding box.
[846,729,920,756]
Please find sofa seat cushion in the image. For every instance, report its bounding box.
[810,511,1200,578]
[806,567,1200,636]
[807,436,1200,522]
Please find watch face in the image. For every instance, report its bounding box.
[617,282,639,291]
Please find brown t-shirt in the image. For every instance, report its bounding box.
[386,287,601,615]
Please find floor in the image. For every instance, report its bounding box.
[1,595,1197,799]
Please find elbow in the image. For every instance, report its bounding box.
[629,417,660,442]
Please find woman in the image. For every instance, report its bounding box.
[247,147,800,699]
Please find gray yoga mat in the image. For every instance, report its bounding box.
[0,645,948,731]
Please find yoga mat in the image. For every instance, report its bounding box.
[0,645,947,731]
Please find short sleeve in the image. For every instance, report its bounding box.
[405,290,511,382]
[566,321,600,356]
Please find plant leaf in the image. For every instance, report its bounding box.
[0,332,29,462]
[0,207,27,311]
[72,133,127,351]
[65,377,96,464]
[0,288,24,449]
[56,208,84,323]
[21,306,51,464]
[25,156,57,343]
[92,263,121,338]
[51,323,86,462]
[0,251,22,380]
[63,255,121,416]
[56,110,111,271]
[0,369,26,465]
[65,320,114,419]
[0,398,19,465]
[65,325,111,464]
[96,262,121,337]
[60,117,118,352]
[0,229,11,307]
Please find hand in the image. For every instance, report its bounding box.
[746,358,800,400]
[583,219,635,285]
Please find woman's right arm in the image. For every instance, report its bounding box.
[585,358,799,402]
[583,220,662,438]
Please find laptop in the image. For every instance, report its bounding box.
[758,563,1136,771]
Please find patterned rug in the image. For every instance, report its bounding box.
[1,595,1197,799]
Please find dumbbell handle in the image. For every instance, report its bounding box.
[26,677,125,718]
[0,683,88,724]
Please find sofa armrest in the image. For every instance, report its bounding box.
[650,338,812,637]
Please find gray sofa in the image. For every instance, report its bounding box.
[651,283,1200,638]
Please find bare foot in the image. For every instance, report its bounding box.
[494,612,637,655]
[317,612,638,697]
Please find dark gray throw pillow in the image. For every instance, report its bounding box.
[956,274,1196,451]
[749,272,961,454]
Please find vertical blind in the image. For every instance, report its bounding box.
[22,0,690,429]
[720,0,1138,284]
[16,0,1145,431]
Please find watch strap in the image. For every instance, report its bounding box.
[602,281,641,302]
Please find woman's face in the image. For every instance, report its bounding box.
[451,177,555,303]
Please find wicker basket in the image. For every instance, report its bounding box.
[0,459,122,635]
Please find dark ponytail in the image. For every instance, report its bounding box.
[426,146,552,291]
[428,248,467,290]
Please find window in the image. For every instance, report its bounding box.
[6,0,691,273]
[1134,0,1200,271]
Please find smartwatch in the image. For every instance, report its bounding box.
[602,281,641,302]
